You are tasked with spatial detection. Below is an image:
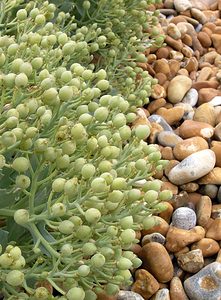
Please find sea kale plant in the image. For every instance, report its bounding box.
[0,0,171,299]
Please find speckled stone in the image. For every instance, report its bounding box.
[157,131,183,148]
[171,207,196,230]
[118,291,145,300]
[182,88,198,107]
[177,249,204,273]
[148,115,173,131]
[142,233,166,246]
[168,149,216,185]
[151,288,170,300]
[184,262,221,300]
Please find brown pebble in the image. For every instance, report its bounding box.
[177,249,204,273]
[184,57,198,73]
[151,84,166,99]
[165,226,205,252]
[165,36,183,51]
[173,136,209,161]
[198,31,212,48]
[161,181,178,195]
[149,122,164,144]
[193,103,216,126]
[179,120,214,139]
[197,67,213,82]
[156,107,185,125]
[211,34,221,54]
[211,143,221,167]
[153,59,171,75]
[164,160,179,177]
[141,242,174,283]
[97,293,116,300]
[216,249,221,263]
[214,122,221,140]
[155,73,168,85]
[206,217,221,240]
[212,204,221,219]
[196,196,212,227]
[170,277,189,300]
[192,80,219,90]
[182,33,193,47]
[161,147,174,160]
[188,193,202,206]
[132,269,160,300]
[180,183,199,193]
[148,98,167,114]
[198,167,221,185]
[142,216,169,237]
[156,47,170,59]
[198,88,221,105]
[191,238,220,257]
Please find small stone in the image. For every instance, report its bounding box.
[198,184,218,199]
[206,217,221,240]
[142,233,166,246]
[191,8,207,24]
[169,50,184,61]
[211,204,221,219]
[182,88,198,107]
[132,269,160,300]
[118,291,145,300]
[156,107,184,126]
[165,36,183,52]
[153,59,171,75]
[191,238,220,257]
[180,182,199,192]
[211,34,221,54]
[157,131,183,148]
[165,226,205,252]
[193,103,216,126]
[168,149,216,185]
[177,249,204,273]
[151,84,166,99]
[161,146,174,160]
[178,120,214,139]
[217,186,221,203]
[148,115,173,131]
[170,277,189,300]
[171,207,196,230]
[209,96,221,106]
[174,0,192,12]
[197,31,212,48]
[150,288,170,300]
[167,75,192,104]
[198,167,221,185]
[196,196,212,227]
[184,262,221,300]
[167,24,181,40]
[173,136,209,161]
[148,98,167,114]
[196,67,213,82]
[214,122,221,140]
[158,200,175,223]
[141,242,174,283]
[211,142,221,167]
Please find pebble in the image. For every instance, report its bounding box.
[206,217,221,240]
[178,120,214,139]
[169,277,189,300]
[171,207,196,230]
[196,196,212,227]
[156,107,185,125]
[209,96,221,106]
[165,226,205,252]
[167,75,192,104]
[157,131,183,148]
[198,167,221,185]
[191,238,220,257]
[193,103,216,126]
[198,184,218,199]
[141,242,174,283]
[211,142,221,167]
[148,115,173,131]
[132,269,160,300]
[142,233,166,246]
[182,88,198,106]
[150,288,170,300]
[172,136,209,161]
[168,149,216,185]
[177,249,204,273]
[174,0,192,12]
[217,186,221,203]
[184,262,221,300]
[118,291,145,300]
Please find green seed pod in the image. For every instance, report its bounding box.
[142,216,157,230]
[15,175,31,189]
[59,220,74,235]
[51,203,66,217]
[82,242,97,256]
[15,73,28,87]
[12,157,29,173]
[0,253,13,268]
[144,190,158,203]
[85,290,97,300]
[85,208,101,224]
[66,287,85,300]
[14,209,29,225]
[159,190,173,201]
[91,253,105,268]
[64,178,78,196]
[61,244,73,256]
[77,265,90,277]
[105,283,119,296]
[34,287,50,300]
[71,123,87,140]
[6,270,24,287]
[117,257,132,270]
[76,225,92,241]
[81,164,96,179]
[120,229,136,244]
[120,216,133,229]
[91,177,108,193]
[134,124,150,140]
[1,131,17,147]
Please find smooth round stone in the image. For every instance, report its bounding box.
[199,184,218,199]
[168,149,216,185]
[118,291,145,300]
[184,262,221,300]
[172,207,196,230]
[157,131,183,148]
[209,96,221,106]
[148,115,173,131]
[167,75,192,104]
[182,88,198,107]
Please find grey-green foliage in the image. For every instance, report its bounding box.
[0,0,170,299]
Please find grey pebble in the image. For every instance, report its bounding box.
[195,23,203,32]
[217,186,221,203]
[153,288,170,300]
[182,88,198,107]
[157,131,183,148]
[184,262,221,300]
[148,114,173,131]
[117,291,145,300]
[171,207,196,230]
[142,233,166,246]
[199,184,218,199]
